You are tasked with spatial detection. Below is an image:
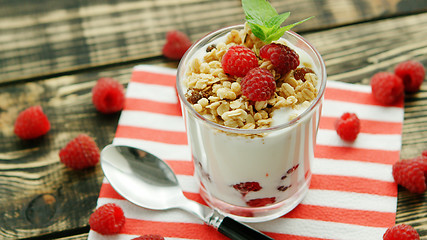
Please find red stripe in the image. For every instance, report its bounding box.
[165,160,194,175]
[131,70,176,87]
[99,183,125,200]
[183,191,207,205]
[121,218,229,239]
[120,218,328,240]
[99,183,205,205]
[325,87,404,108]
[319,116,402,135]
[315,145,399,165]
[310,174,397,196]
[285,204,396,228]
[115,125,187,145]
[124,98,182,116]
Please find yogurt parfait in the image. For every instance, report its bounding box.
[176,0,326,222]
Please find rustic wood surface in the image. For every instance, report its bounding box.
[0,0,427,239]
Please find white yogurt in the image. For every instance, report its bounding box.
[177,26,325,221]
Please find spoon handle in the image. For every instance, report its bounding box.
[218,216,274,240]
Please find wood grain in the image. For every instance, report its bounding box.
[1,0,427,84]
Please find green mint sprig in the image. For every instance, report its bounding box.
[242,0,313,43]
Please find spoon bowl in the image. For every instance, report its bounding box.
[100,144,274,240]
[101,145,185,210]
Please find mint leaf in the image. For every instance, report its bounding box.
[264,28,287,43]
[242,0,313,43]
[264,16,314,43]
[280,16,314,32]
[248,22,267,41]
[242,0,277,26]
[265,12,290,28]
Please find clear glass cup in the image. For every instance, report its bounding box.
[176,25,327,222]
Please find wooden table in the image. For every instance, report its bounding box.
[1,0,427,239]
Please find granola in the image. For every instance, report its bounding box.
[183,23,319,129]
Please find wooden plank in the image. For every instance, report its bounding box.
[1,0,427,84]
[1,11,427,240]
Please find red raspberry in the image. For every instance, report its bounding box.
[383,224,420,240]
[14,105,50,140]
[241,67,276,101]
[221,45,258,77]
[132,235,165,240]
[414,155,427,174]
[233,182,262,197]
[59,134,100,170]
[246,197,276,207]
[394,60,425,93]
[92,77,125,114]
[162,30,192,60]
[392,158,426,194]
[89,203,125,235]
[335,112,361,142]
[370,72,404,105]
[260,43,300,75]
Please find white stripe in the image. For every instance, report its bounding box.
[112,138,191,161]
[317,129,402,151]
[118,110,185,132]
[326,80,372,93]
[126,82,177,103]
[103,175,198,193]
[177,175,199,193]
[96,198,204,224]
[313,158,394,182]
[134,64,177,75]
[302,189,397,212]
[322,99,403,122]
[252,218,387,240]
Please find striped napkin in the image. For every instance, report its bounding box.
[88,65,404,240]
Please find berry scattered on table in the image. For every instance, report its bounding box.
[246,197,276,207]
[241,67,276,101]
[335,112,361,142]
[89,203,125,235]
[370,72,404,105]
[260,43,300,75]
[221,45,258,77]
[162,30,192,60]
[383,224,420,240]
[92,77,125,114]
[14,105,51,140]
[59,134,100,170]
[131,234,165,240]
[394,60,426,93]
[392,156,426,194]
[233,181,262,196]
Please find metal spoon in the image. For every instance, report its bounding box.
[100,144,274,240]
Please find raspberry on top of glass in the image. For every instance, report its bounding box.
[182,0,317,129]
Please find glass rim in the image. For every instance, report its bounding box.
[176,24,327,135]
